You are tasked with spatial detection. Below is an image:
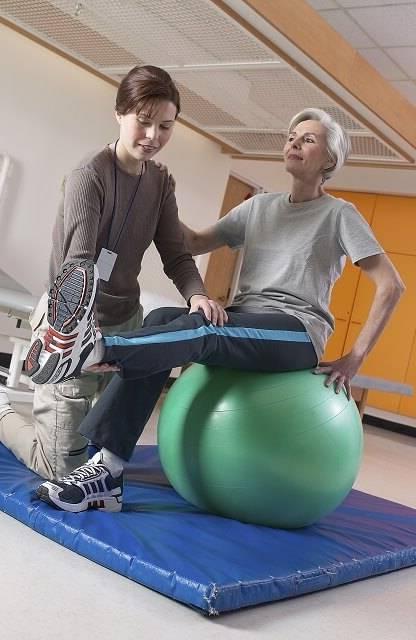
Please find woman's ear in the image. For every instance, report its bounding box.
[324,151,336,172]
[115,111,121,124]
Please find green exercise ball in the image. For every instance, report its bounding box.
[158,365,363,528]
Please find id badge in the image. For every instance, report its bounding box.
[96,248,118,281]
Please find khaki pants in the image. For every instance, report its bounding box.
[0,293,142,479]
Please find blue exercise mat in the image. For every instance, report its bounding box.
[1,443,415,615]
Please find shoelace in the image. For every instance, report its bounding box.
[61,462,104,485]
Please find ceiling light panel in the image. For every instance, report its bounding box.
[172,66,366,132]
[349,135,400,160]
[176,82,247,128]
[2,0,283,68]
[215,130,288,153]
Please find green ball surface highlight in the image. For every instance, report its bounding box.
[158,365,363,528]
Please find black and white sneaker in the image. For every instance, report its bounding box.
[25,259,98,384]
[36,452,123,513]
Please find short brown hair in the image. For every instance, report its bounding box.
[115,65,180,118]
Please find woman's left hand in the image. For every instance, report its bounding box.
[189,295,228,326]
[313,351,364,399]
[85,363,120,373]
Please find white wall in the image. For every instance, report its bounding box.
[0,24,119,294]
[0,24,231,350]
[231,159,416,197]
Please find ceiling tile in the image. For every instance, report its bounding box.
[305,0,338,9]
[318,10,375,47]
[358,48,407,81]
[338,0,415,6]
[348,5,416,47]
[391,80,416,105]
[386,47,416,79]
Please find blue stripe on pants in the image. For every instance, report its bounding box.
[104,325,312,348]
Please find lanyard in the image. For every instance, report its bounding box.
[106,139,144,251]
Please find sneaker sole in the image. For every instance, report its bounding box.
[48,260,96,334]
[25,260,98,384]
[37,485,122,513]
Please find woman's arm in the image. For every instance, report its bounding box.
[315,253,405,397]
[61,169,103,261]
[153,181,228,324]
[181,222,226,256]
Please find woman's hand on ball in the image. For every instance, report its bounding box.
[189,295,228,326]
[313,352,364,399]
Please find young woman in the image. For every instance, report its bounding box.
[31,108,405,512]
[0,65,224,480]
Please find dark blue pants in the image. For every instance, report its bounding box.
[79,307,318,460]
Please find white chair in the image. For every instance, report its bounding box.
[0,286,37,402]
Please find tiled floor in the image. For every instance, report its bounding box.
[0,399,415,640]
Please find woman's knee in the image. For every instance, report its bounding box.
[143,306,187,327]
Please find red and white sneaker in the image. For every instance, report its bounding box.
[25,259,99,384]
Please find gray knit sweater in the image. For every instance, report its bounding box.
[49,145,206,326]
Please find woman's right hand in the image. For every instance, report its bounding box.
[189,294,228,326]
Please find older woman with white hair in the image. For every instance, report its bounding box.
[32,108,405,513]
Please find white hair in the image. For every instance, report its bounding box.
[288,108,350,181]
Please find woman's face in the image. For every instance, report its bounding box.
[116,99,177,166]
[283,119,333,182]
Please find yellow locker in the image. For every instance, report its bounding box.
[344,253,416,413]
[327,191,377,224]
[372,195,416,255]
[329,261,361,321]
[323,191,416,416]
[399,333,416,417]
[326,191,376,325]
[351,253,415,325]
[343,322,400,412]
[322,318,349,361]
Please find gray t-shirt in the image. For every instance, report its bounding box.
[215,192,384,360]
